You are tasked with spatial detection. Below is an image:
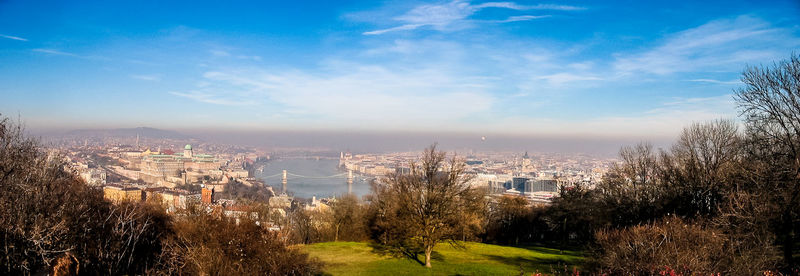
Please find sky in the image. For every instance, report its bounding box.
[1,0,799,141]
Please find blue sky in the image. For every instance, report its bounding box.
[0,0,798,138]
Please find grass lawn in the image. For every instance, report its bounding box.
[301,241,584,275]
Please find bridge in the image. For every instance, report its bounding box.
[259,169,354,195]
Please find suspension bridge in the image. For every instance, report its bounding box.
[259,169,355,195]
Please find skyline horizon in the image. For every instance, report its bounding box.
[34,124,676,156]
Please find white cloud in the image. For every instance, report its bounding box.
[0,34,27,41]
[492,15,550,23]
[363,24,425,35]
[210,49,261,61]
[596,95,737,136]
[166,15,782,135]
[687,79,741,85]
[169,91,256,106]
[489,95,737,137]
[475,2,584,11]
[536,73,602,86]
[32,48,78,57]
[236,55,262,61]
[210,50,231,57]
[363,0,580,35]
[614,16,800,75]
[170,63,495,129]
[130,74,161,81]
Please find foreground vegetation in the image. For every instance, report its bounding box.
[0,116,319,275]
[303,241,583,275]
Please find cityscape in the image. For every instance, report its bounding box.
[55,129,616,210]
[2,0,800,275]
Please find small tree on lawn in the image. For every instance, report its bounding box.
[368,144,483,268]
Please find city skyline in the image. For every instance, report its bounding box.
[2,0,799,139]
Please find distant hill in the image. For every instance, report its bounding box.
[66,127,190,139]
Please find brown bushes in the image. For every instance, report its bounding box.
[593,216,725,275]
[0,115,319,275]
[153,208,321,275]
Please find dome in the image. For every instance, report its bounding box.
[184,144,192,150]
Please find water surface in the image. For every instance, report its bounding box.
[255,158,371,199]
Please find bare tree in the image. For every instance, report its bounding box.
[735,53,800,269]
[597,142,666,226]
[289,208,317,244]
[0,115,170,274]
[368,144,483,268]
[330,194,363,242]
[486,195,530,245]
[664,119,741,217]
[603,143,660,200]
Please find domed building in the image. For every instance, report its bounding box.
[140,144,221,182]
[184,144,193,158]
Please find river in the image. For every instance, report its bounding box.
[254,158,372,199]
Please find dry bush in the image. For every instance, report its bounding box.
[154,209,321,275]
[713,190,782,274]
[593,216,726,275]
[0,116,170,274]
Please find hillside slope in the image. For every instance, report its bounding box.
[302,241,584,275]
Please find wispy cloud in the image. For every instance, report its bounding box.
[130,74,161,81]
[586,95,737,137]
[0,34,27,41]
[170,62,495,129]
[362,0,581,35]
[536,73,602,86]
[209,49,262,61]
[363,24,425,35]
[492,15,550,23]
[474,3,584,11]
[32,48,78,57]
[210,50,230,57]
[168,91,256,106]
[236,55,262,61]
[490,95,737,137]
[614,16,800,75]
[31,48,114,62]
[687,79,741,85]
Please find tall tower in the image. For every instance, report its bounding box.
[201,187,215,204]
[136,134,140,149]
[282,170,288,194]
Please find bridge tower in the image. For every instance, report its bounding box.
[282,170,287,194]
[347,169,353,195]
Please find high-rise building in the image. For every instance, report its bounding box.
[512,177,529,194]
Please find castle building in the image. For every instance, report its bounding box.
[140,144,222,179]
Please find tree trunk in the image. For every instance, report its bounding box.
[783,211,794,269]
[425,245,432,268]
[335,224,340,242]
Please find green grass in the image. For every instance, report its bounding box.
[302,241,584,275]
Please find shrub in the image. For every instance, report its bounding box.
[155,209,321,275]
[592,216,725,275]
